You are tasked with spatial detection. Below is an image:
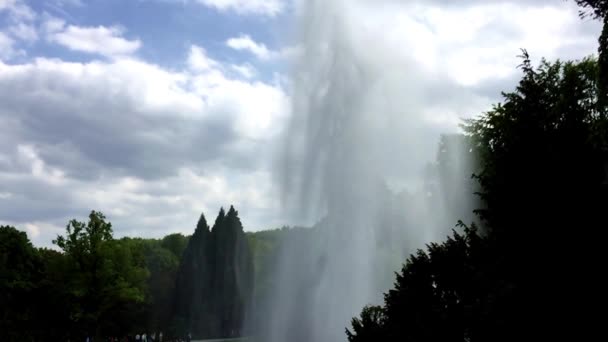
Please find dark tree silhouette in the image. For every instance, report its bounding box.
[171,206,254,339]
[348,52,608,341]
[0,226,42,341]
[574,0,608,18]
[172,213,213,337]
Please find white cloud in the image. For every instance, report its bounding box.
[0,1,38,48]
[226,34,298,60]
[231,63,256,79]
[0,0,36,21]
[191,74,288,139]
[0,32,14,55]
[17,145,66,186]
[42,15,66,34]
[0,32,23,60]
[186,44,289,139]
[0,219,64,247]
[227,34,272,59]
[46,23,142,57]
[22,222,41,238]
[196,0,284,16]
[55,0,84,6]
[9,22,38,42]
[188,45,219,71]
[353,1,600,87]
[0,44,289,245]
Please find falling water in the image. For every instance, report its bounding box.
[260,1,477,341]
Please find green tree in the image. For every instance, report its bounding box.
[345,305,386,342]
[161,233,189,259]
[465,52,607,246]
[212,206,254,338]
[31,248,79,341]
[347,226,493,342]
[574,1,608,113]
[172,212,213,338]
[465,52,607,340]
[0,226,42,341]
[53,211,148,338]
[172,207,254,339]
[141,240,180,332]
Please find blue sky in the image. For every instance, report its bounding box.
[2,0,292,72]
[0,0,602,246]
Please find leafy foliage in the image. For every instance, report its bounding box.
[52,211,148,338]
[0,226,42,341]
[573,0,608,18]
[346,226,496,342]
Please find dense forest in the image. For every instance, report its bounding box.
[0,207,297,341]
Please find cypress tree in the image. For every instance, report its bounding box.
[206,207,226,337]
[211,206,254,338]
[172,213,211,337]
[172,206,254,339]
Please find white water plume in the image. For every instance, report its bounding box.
[261,1,477,341]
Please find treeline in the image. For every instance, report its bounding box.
[0,206,293,341]
[346,3,608,341]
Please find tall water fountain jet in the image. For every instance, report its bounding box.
[262,1,478,341]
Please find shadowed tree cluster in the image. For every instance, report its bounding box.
[0,206,260,341]
[1,212,151,341]
[171,206,254,339]
[1,204,299,341]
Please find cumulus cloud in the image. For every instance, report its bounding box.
[231,63,256,79]
[54,0,84,6]
[227,34,272,59]
[8,22,37,42]
[196,0,284,16]
[226,34,299,60]
[186,45,289,139]
[0,42,289,246]
[41,14,65,34]
[0,0,36,22]
[45,21,142,57]
[0,32,23,60]
[188,45,220,71]
[349,0,600,88]
[0,0,37,48]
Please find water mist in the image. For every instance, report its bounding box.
[261,1,477,341]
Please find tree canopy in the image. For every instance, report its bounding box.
[0,207,262,341]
